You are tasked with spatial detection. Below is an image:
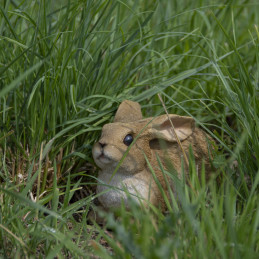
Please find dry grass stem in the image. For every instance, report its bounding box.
[157,93,189,167]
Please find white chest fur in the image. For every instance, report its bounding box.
[96,170,152,209]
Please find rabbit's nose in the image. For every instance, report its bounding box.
[99,141,106,148]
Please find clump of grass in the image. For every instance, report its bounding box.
[0,0,258,257]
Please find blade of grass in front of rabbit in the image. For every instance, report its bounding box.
[144,153,173,212]
[157,93,201,195]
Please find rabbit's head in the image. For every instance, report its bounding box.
[92,100,195,174]
[92,100,146,173]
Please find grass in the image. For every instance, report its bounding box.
[0,0,258,258]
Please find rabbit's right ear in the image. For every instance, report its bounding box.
[149,115,195,142]
[114,100,142,123]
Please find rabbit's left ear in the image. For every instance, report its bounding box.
[149,115,195,142]
[114,100,143,123]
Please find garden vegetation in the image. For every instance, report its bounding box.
[0,0,258,258]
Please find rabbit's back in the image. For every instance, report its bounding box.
[149,127,213,180]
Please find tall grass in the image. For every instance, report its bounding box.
[0,0,258,258]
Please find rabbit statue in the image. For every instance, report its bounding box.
[92,100,213,210]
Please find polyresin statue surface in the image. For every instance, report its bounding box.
[92,100,212,210]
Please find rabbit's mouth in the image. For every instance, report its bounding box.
[97,153,112,164]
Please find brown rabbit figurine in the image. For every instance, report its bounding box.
[92,100,212,210]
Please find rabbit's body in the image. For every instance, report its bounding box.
[149,127,212,176]
[92,100,213,210]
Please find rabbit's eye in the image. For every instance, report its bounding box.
[123,134,133,146]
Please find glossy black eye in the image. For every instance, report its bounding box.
[123,134,133,146]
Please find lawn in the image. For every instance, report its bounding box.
[0,0,258,258]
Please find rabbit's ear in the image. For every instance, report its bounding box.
[114,100,143,123]
[150,115,195,142]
